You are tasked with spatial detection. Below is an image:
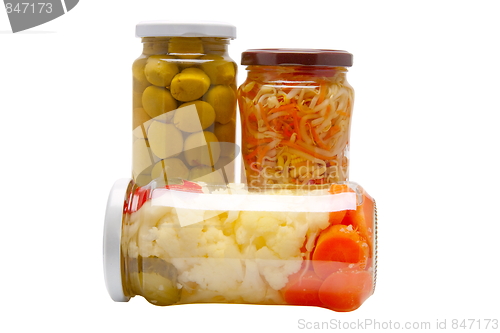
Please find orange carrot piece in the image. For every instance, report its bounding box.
[282,270,324,307]
[329,210,347,225]
[343,197,374,255]
[312,224,369,279]
[318,270,373,312]
[328,183,353,194]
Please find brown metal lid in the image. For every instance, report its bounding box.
[241,48,353,67]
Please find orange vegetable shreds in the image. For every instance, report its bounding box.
[318,270,373,312]
[282,270,324,307]
[312,224,369,279]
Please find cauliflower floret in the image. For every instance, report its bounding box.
[235,212,280,246]
[178,257,244,294]
[266,224,307,259]
[135,223,167,258]
[305,211,330,231]
[239,260,267,303]
[255,246,302,290]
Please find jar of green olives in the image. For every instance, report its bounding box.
[132,21,238,187]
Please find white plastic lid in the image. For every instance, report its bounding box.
[103,178,132,302]
[136,20,236,39]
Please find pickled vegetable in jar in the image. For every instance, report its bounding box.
[238,49,354,188]
[112,180,376,312]
[133,21,238,187]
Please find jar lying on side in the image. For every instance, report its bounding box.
[238,49,354,188]
[104,179,377,312]
[132,21,238,187]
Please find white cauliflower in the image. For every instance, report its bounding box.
[123,186,332,304]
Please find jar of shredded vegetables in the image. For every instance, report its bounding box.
[238,49,354,188]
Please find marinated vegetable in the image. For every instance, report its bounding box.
[121,182,376,311]
[238,68,353,187]
[142,86,177,120]
[204,84,237,124]
[174,101,215,132]
[238,49,354,188]
[144,55,179,87]
[170,68,211,102]
[132,36,237,186]
[183,131,220,167]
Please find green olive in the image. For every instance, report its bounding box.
[151,158,189,182]
[133,107,152,138]
[144,55,179,87]
[168,37,204,59]
[183,131,220,167]
[132,57,149,85]
[204,85,236,124]
[142,39,169,56]
[174,101,215,133]
[170,68,211,102]
[199,55,236,85]
[132,138,154,180]
[214,119,236,143]
[142,86,177,121]
[147,122,184,159]
[133,90,143,108]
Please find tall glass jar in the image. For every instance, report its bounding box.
[238,49,354,188]
[133,22,238,187]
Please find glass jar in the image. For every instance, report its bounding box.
[104,179,376,312]
[238,49,354,188]
[132,21,238,187]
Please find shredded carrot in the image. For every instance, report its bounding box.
[256,144,272,167]
[244,136,274,146]
[311,126,330,150]
[282,122,294,138]
[269,102,298,114]
[337,111,349,117]
[259,103,271,128]
[323,125,341,140]
[317,82,327,106]
[280,140,336,161]
[292,109,302,141]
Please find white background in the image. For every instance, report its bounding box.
[1,1,499,332]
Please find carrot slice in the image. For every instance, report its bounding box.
[319,270,373,312]
[282,270,324,307]
[329,210,347,225]
[342,193,374,255]
[328,184,352,225]
[312,224,369,279]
